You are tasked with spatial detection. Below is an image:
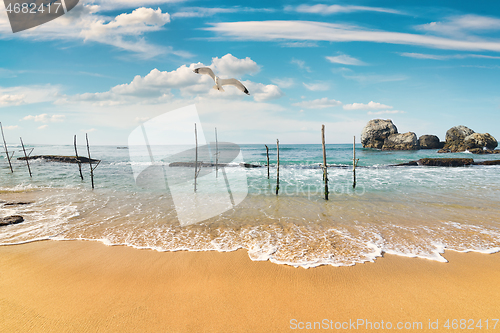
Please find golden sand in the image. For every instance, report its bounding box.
[1,240,499,332]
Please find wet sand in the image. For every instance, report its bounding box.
[1,240,499,332]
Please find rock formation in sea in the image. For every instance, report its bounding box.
[418,135,443,149]
[442,125,475,152]
[382,132,419,150]
[439,126,498,153]
[360,119,398,149]
[361,120,498,153]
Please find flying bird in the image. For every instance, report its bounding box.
[193,67,250,95]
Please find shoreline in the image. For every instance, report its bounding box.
[1,240,500,332]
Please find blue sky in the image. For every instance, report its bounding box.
[0,0,499,145]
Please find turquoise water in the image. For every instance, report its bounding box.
[1,144,500,268]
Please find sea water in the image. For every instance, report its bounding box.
[1,144,499,268]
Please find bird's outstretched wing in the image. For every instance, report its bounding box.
[193,67,216,81]
[218,78,250,95]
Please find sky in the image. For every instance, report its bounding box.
[0,0,499,145]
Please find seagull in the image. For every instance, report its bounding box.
[193,67,250,95]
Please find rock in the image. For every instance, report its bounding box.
[382,132,419,150]
[17,155,100,164]
[3,201,33,206]
[468,148,486,154]
[393,158,475,167]
[487,149,500,154]
[464,133,498,150]
[443,125,475,152]
[417,158,474,167]
[475,160,500,165]
[361,119,398,149]
[0,215,24,226]
[393,161,418,166]
[437,148,451,154]
[419,135,443,149]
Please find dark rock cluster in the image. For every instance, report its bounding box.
[361,120,498,154]
[0,215,24,226]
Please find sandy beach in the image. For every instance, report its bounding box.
[1,241,499,332]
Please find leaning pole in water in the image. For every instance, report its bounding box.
[276,139,280,195]
[0,122,13,173]
[321,125,329,200]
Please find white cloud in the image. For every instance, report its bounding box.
[0,85,60,107]
[245,82,285,102]
[288,4,402,15]
[400,52,500,60]
[291,58,311,72]
[0,5,184,59]
[280,41,318,48]
[89,0,186,11]
[0,94,25,106]
[416,15,500,38]
[343,101,392,110]
[59,54,282,104]
[172,7,238,18]
[23,114,66,123]
[81,128,97,133]
[3,125,18,130]
[367,110,406,115]
[326,54,366,65]
[38,125,48,130]
[206,20,500,52]
[303,82,329,91]
[271,78,295,88]
[293,97,342,109]
[342,73,407,83]
[211,53,260,77]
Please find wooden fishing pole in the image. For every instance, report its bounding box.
[74,135,84,180]
[353,135,359,189]
[0,122,13,173]
[215,127,218,178]
[322,125,329,200]
[265,145,270,179]
[194,123,199,192]
[86,133,100,190]
[276,139,280,195]
[20,137,32,177]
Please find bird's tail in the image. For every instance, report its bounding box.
[213,85,225,92]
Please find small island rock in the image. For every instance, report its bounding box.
[443,125,475,152]
[383,132,419,150]
[361,119,398,149]
[419,135,443,149]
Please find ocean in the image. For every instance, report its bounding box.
[1,143,500,268]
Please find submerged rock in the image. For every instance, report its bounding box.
[0,215,24,226]
[417,158,474,167]
[361,119,398,149]
[419,135,443,149]
[393,158,474,167]
[17,155,100,164]
[382,132,419,150]
[475,160,500,165]
[3,201,33,206]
